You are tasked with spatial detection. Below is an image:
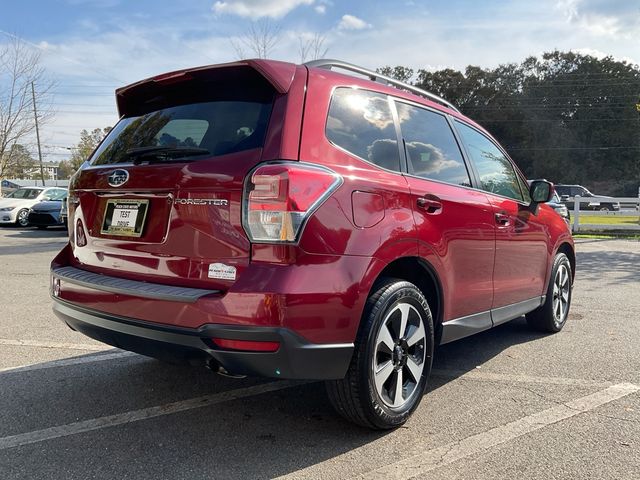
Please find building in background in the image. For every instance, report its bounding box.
[26,161,60,180]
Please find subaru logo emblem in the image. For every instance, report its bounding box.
[107,169,129,187]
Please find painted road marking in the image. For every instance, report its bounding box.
[0,380,303,450]
[0,351,135,374]
[356,383,640,479]
[431,368,611,388]
[0,338,110,351]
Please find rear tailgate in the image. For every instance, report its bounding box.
[68,61,306,291]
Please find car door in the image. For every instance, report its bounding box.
[394,101,496,333]
[454,121,549,319]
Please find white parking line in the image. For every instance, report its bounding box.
[356,383,640,479]
[0,338,110,351]
[431,368,611,388]
[0,351,136,374]
[0,380,303,450]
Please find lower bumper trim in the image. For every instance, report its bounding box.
[52,299,353,380]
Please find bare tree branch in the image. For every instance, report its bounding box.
[229,20,281,60]
[0,36,55,179]
[298,33,328,63]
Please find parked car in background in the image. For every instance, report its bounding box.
[529,181,570,222]
[50,59,575,429]
[555,184,620,211]
[549,191,570,222]
[60,197,68,226]
[28,199,67,229]
[0,187,68,227]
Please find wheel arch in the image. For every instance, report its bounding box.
[556,242,576,281]
[369,256,444,343]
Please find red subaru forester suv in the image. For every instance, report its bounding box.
[51,59,574,429]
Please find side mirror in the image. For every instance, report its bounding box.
[560,195,570,202]
[529,180,554,204]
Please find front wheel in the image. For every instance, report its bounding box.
[16,209,29,227]
[526,253,572,332]
[325,278,434,429]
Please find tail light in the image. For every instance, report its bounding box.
[243,162,342,243]
[76,219,87,247]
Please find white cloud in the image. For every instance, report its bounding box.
[212,0,314,19]
[314,5,326,14]
[338,14,371,30]
[557,0,640,37]
[12,0,639,154]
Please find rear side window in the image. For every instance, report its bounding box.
[7,188,41,199]
[326,88,401,172]
[455,122,524,202]
[396,102,470,187]
[42,189,67,201]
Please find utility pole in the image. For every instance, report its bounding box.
[31,81,45,186]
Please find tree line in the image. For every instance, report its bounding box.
[381,51,640,196]
[2,39,638,195]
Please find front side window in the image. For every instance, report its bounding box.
[516,174,531,204]
[326,88,401,172]
[455,122,524,202]
[396,102,470,187]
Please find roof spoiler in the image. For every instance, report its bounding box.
[115,59,297,117]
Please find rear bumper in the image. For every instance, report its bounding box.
[52,298,353,380]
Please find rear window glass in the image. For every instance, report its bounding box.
[42,188,68,201]
[326,88,401,172]
[90,100,272,166]
[6,188,41,199]
[396,102,470,187]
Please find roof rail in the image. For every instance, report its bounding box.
[304,59,460,113]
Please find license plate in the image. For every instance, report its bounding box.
[101,199,149,237]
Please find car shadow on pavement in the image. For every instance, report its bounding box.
[432,315,547,378]
[0,228,68,255]
[576,249,640,284]
[3,227,68,239]
[0,320,549,479]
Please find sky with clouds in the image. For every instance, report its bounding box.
[1,0,638,162]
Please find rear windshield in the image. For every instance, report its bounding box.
[90,99,272,166]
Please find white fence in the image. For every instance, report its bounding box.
[570,196,640,232]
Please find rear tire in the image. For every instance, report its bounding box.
[526,253,572,333]
[325,278,434,429]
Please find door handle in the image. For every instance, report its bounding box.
[417,196,442,214]
[495,212,511,227]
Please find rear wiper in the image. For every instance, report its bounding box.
[125,146,211,164]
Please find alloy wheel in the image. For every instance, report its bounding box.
[552,264,570,326]
[372,302,426,409]
[17,210,29,227]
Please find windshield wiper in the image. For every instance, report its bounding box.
[125,146,211,164]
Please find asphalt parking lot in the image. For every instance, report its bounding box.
[0,227,638,480]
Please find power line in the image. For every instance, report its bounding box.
[507,146,640,151]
